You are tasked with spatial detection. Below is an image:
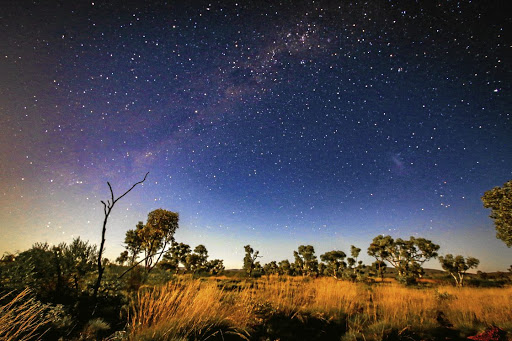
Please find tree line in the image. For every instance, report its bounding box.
[111,209,478,286]
[242,236,480,287]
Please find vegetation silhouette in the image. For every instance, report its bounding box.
[0,179,511,340]
[482,180,512,247]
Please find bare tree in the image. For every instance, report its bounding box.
[93,172,148,299]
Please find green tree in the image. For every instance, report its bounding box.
[263,261,279,276]
[185,245,209,274]
[367,235,440,283]
[294,245,318,276]
[207,259,225,275]
[367,238,389,281]
[438,254,479,287]
[161,242,191,274]
[123,209,179,274]
[346,245,365,281]
[61,238,98,295]
[124,222,144,265]
[243,245,261,277]
[1,243,56,300]
[320,250,346,279]
[278,260,292,276]
[369,260,387,281]
[482,180,512,247]
[116,251,129,265]
[318,262,327,276]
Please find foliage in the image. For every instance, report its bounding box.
[185,244,209,274]
[0,238,97,302]
[368,260,387,281]
[124,222,144,265]
[278,260,292,276]
[159,243,224,275]
[80,318,111,340]
[161,242,191,273]
[367,235,440,282]
[346,245,365,281]
[294,245,318,276]
[123,209,179,273]
[439,254,479,287]
[115,251,129,266]
[320,250,346,279]
[62,238,98,294]
[482,180,512,247]
[263,261,279,276]
[243,245,261,277]
[207,259,225,275]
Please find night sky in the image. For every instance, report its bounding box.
[1,1,510,270]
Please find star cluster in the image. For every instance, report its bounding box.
[0,0,510,270]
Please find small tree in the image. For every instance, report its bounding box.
[369,260,387,282]
[263,261,279,276]
[142,209,180,271]
[368,238,388,281]
[185,245,210,274]
[346,245,365,281]
[294,245,318,276]
[161,242,191,274]
[318,262,327,276]
[116,251,129,265]
[482,180,512,247]
[61,238,98,295]
[243,245,261,277]
[320,250,346,279]
[207,259,225,275]
[439,254,479,287]
[367,235,440,283]
[123,209,179,274]
[278,260,292,276]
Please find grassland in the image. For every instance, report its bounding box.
[0,289,52,341]
[128,276,512,341]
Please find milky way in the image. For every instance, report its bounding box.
[1,1,510,270]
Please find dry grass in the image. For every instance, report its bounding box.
[130,279,253,340]
[129,276,512,340]
[440,286,512,329]
[0,289,50,341]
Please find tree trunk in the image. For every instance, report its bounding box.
[93,173,148,303]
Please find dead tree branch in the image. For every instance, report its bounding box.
[93,172,149,300]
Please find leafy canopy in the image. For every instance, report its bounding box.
[123,209,179,273]
[367,235,439,281]
[482,180,512,247]
[439,254,479,287]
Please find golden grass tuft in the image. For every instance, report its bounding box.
[0,288,51,341]
[130,279,253,340]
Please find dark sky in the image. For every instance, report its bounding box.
[1,0,510,270]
